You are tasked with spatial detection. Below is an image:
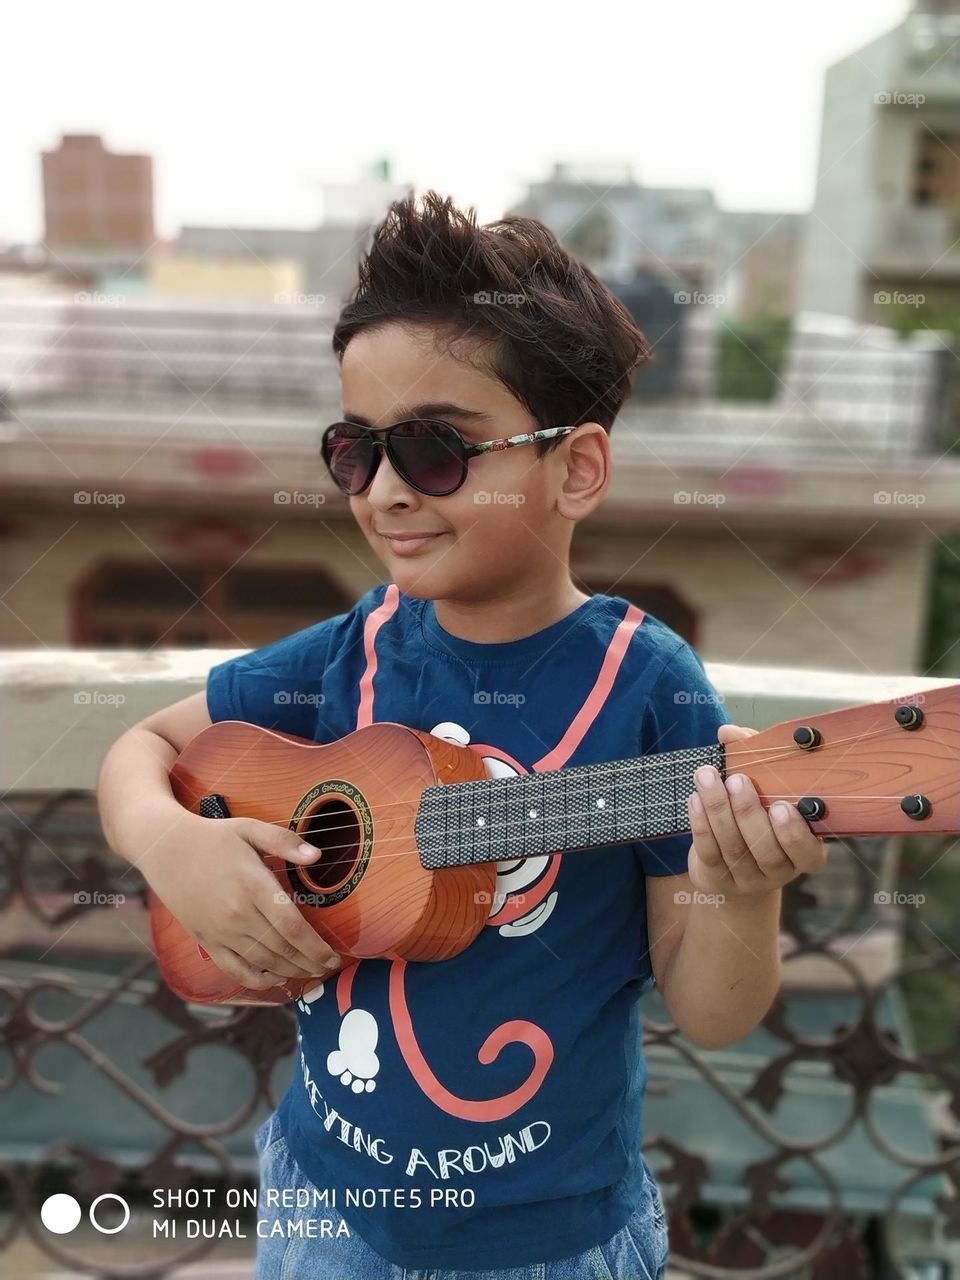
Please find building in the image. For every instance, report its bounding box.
[148,251,304,302]
[318,159,412,223]
[509,162,720,293]
[797,0,960,323]
[41,133,155,252]
[176,156,411,309]
[716,210,806,321]
[176,222,373,312]
[1,296,958,676]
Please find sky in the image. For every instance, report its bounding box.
[2,0,910,245]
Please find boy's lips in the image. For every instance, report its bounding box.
[378,531,450,556]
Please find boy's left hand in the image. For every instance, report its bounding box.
[686,723,828,903]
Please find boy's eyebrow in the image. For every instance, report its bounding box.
[342,402,494,431]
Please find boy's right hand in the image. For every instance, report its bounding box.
[147,815,343,991]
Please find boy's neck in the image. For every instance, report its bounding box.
[431,583,592,645]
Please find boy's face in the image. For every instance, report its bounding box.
[338,321,602,603]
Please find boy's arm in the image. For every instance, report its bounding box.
[97,691,212,877]
[646,723,827,1050]
[646,870,783,1050]
[96,690,342,990]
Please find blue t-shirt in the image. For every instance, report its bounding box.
[206,584,730,1269]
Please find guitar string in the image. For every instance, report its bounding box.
[199,744,939,851]
[180,725,943,861]
[184,717,925,831]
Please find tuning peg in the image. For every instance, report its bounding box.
[900,794,931,820]
[797,796,827,821]
[895,704,924,730]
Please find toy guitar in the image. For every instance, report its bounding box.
[149,684,960,1006]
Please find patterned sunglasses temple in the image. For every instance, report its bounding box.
[467,425,581,456]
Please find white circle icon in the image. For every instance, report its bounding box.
[89,1193,130,1234]
[40,1193,82,1234]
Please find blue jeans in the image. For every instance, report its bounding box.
[253,1111,669,1280]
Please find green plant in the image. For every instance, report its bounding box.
[716,317,792,400]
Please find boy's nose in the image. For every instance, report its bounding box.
[365,444,417,506]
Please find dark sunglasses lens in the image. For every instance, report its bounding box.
[323,424,373,494]
[390,420,465,494]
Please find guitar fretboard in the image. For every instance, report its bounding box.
[415,743,726,869]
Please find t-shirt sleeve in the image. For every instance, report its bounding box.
[205,618,337,739]
[633,637,732,877]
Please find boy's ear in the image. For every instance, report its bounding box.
[556,424,610,514]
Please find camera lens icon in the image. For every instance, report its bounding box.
[41,1192,130,1234]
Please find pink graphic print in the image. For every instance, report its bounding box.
[302,585,645,1119]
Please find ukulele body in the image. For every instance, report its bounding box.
[150,683,960,1007]
[149,720,492,1006]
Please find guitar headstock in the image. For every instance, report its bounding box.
[724,683,960,837]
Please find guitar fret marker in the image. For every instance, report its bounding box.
[418,742,729,868]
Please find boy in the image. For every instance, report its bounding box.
[97,192,826,1280]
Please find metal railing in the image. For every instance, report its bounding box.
[0,299,955,465]
[1,654,958,1278]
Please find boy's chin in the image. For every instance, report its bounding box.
[372,557,434,592]
[386,571,439,600]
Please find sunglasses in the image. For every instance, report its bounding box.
[320,418,581,497]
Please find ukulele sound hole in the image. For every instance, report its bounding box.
[296,800,361,892]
